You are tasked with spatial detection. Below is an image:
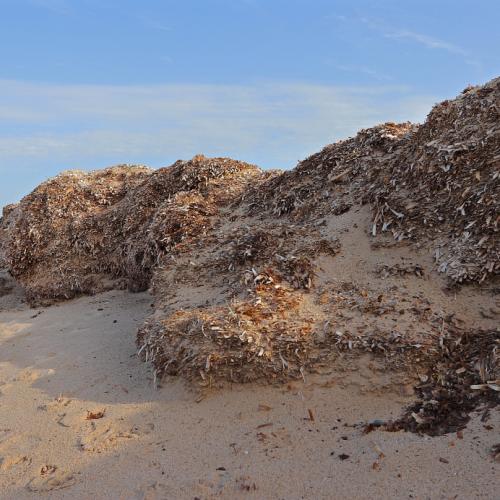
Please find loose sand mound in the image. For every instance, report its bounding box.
[1,77,499,434]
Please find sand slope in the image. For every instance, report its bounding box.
[0,285,498,499]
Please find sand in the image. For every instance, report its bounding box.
[0,278,498,499]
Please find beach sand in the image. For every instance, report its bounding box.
[0,279,498,499]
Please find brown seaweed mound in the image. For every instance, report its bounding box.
[2,156,263,304]
[250,77,499,283]
[1,78,498,434]
[2,166,151,303]
[138,76,499,386]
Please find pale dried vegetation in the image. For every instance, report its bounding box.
[1,77,499,434]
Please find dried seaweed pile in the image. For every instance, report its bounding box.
[138,272,319,384]
[1,77,498,433]
[368,80,500,283]
[137,218,343,383]
[250,77,500,284]
[0,203,19,268]
[246,122,415,219]
[135,77,499,434]
[374,328,499,435]
[70,155,262,294]
[2,156,263,304]
[2,165,151,303]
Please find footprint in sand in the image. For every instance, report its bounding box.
[193,469,232,497]
[37,395,72,413]
[0,321,31,339]
[78,419,155,453]
[79,423,140,453]
[13,367,55,384]
[0,455,32,471]
[0,428,12,443]
[135,481,171,500]
[26,467,76,492]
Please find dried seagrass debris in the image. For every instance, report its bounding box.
[276,255,316,290]
[0,77,498,438]
[364,329,499,436]
[2,156,263,305]
[490,443,500,462]
[367,80,500,284]
[374,263,424,279]
[86,409,106,420]
[247,77,500,285]
[137,270,324,384]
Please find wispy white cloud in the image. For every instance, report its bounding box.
[359,17,480,67]
[383,29,468,57]
[0,79,435,156]
[0,79,438,205]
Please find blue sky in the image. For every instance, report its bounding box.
[1,0,499,207]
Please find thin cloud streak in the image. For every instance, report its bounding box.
[384,29,468,56]
[0,79,438,205]
[0,79,436,154]
[359,17,480,67]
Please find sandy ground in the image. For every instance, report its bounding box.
[0,281,498,499]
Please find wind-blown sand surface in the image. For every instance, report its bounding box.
[0,279,498,499]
